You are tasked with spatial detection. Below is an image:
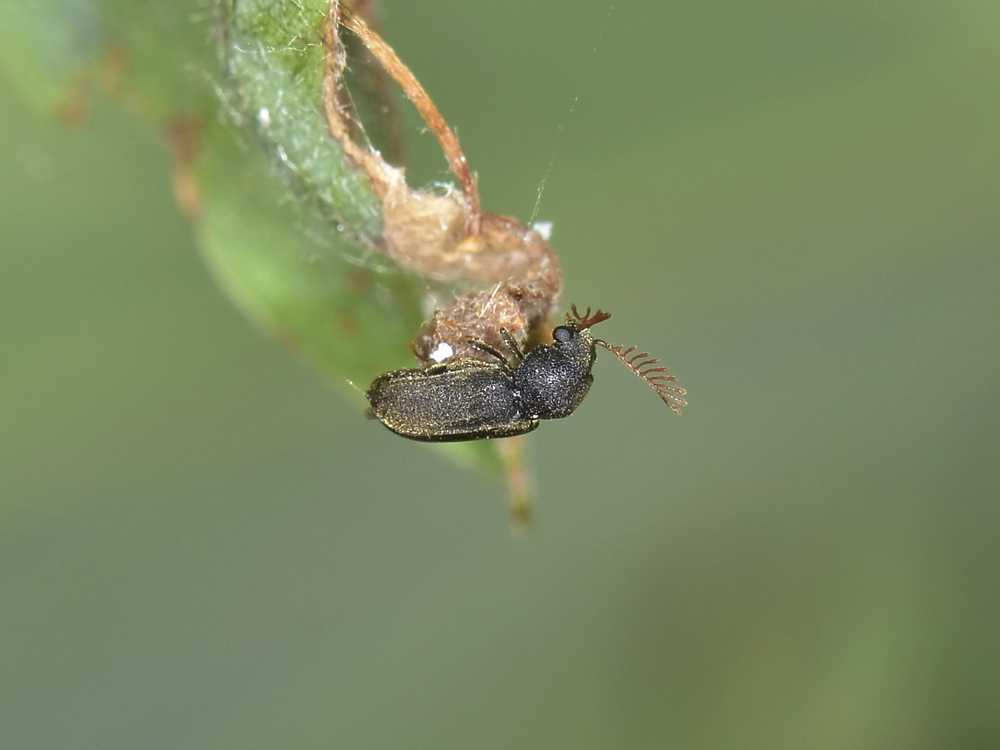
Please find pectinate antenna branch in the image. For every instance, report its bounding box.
[568,304,611,330]
[598,342,688,415]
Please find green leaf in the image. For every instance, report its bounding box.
[0,0,507,480]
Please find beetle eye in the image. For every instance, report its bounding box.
[553,326,574,343]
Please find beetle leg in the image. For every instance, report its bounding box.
[500,328,524,362]
[468,337,511,366]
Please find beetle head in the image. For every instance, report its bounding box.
[511,306,608,420]
[548,305,609,371]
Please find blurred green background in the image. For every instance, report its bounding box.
[2,0,999,747]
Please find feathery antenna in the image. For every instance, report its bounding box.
[566,304,687,414]
[568,304,612,330]
[597,342,687,415]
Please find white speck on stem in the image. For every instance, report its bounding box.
[258,107,271,127]
[532,221,553,240]
[429,342,454,363]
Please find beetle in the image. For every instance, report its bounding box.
[366,306,686,442]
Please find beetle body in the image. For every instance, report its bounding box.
[367,319,599,442]
[367,359,538,441]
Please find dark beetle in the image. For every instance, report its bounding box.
[366,306,686,442]
[367,308,606,441]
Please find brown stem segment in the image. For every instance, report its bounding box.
[324,1,562,375]
[324,4,395,197]
[496,436,533,531]
[333,3,481,234]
